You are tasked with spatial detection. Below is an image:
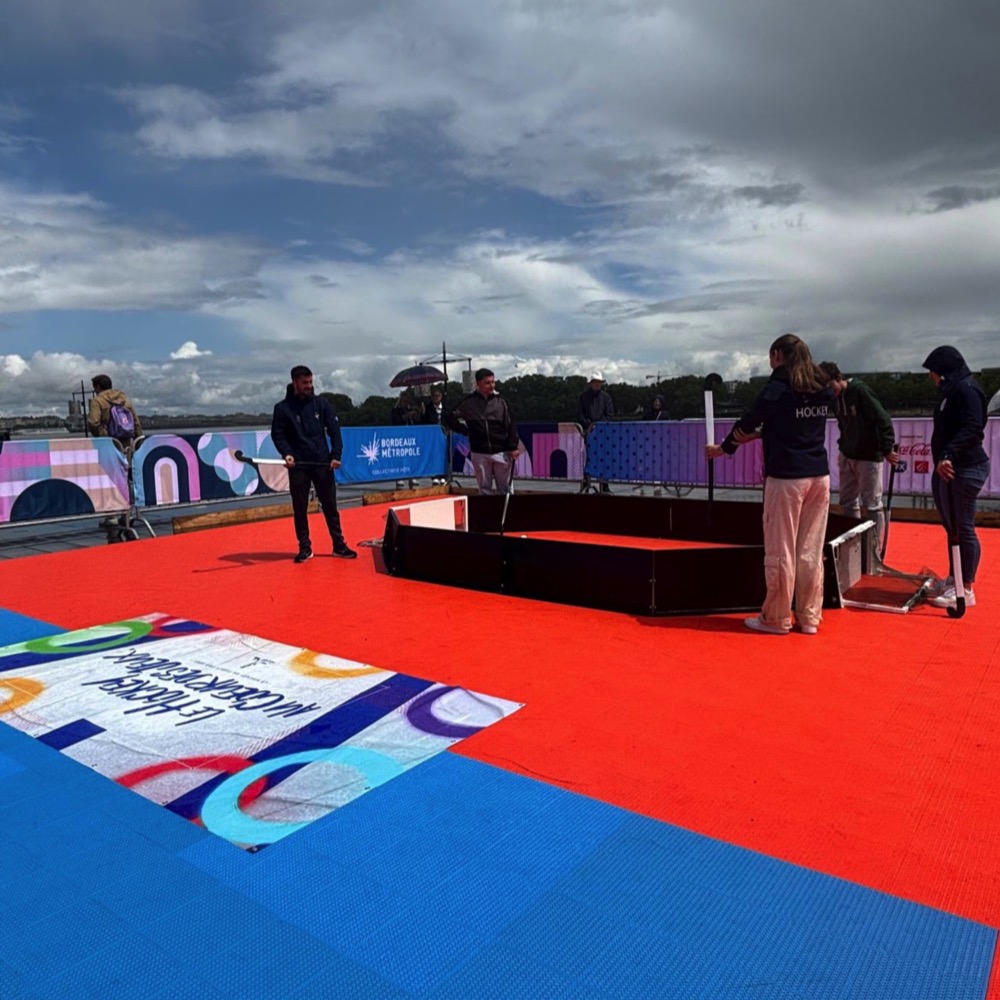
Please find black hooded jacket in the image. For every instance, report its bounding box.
[921,346,988,468]
[720,366,833,479]
[271,385,343,464]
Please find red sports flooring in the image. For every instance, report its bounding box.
[2,502,999,992]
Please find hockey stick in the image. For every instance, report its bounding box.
[499,453,516,537]
[946,475,966,619]
[703,373,723,525]
[233,450,330,469]
[879,446,905,561]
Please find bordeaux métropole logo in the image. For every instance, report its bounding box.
[358,432,421,466]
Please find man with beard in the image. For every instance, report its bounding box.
[271,365,357,563]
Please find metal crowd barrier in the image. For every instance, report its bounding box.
[2,418,998,531]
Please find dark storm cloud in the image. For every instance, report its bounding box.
[925,185,1000,213]
[733,184,804,208]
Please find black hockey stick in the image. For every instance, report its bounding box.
[879,446,906,561]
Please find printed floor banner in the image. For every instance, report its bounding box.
[0,614,522,850]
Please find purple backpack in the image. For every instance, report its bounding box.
[107,402,135,440]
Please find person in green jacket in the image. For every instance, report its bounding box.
[819,362,898,539]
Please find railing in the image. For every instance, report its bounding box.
[1,418,998,529]
[584,417,1000,498]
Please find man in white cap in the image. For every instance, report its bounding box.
[576,371,614,492]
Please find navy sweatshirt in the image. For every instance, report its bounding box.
[720,367,832,479]
[271,386,343,464]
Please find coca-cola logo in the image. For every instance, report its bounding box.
[898,443,932,456]
[915,460,930,474]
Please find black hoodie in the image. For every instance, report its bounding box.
[921,346,988,467]
[271,385,343,464]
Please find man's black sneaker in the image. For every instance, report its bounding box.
[293,549,313,563]
[332,543,358,559]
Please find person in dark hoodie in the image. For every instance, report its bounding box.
[643,394,668,421]
[922,346,989,609]
[442,368,519,494]
[271,365,356,563]
[705,334,833,635]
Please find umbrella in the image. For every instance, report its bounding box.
[389,364,446,388]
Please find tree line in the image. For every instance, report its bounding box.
[324,369,1000,426]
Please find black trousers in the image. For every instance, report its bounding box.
[289,465,344,550]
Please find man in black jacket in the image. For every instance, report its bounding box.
[442,368,519,494]
[271,365,357,562]
[577,371,614,492]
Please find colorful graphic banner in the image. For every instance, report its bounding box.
[0,613,522,850]
[450,422,586,480]
[133,430,286,507]
[133,426,449,506]
[0,438,129,523]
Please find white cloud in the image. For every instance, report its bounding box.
[0,182,267,313]
[170,341,213,360]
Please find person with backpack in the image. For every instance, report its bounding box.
[87,374,142,444]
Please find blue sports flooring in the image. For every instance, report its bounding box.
[0,607,995,998]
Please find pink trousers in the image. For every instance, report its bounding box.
[761,475,831,630]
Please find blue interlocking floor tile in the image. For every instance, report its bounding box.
[0,608,62,646]
[88,854,220,927]
[28,937,226,1000]
[178,830,260,881]
[210,920,365,999]
[0,749,25,779]
[288,961,413,1000]
[6,897,134,976]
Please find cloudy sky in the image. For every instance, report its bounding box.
[1,0,998,415]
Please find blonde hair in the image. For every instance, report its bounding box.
[769,334,829,393]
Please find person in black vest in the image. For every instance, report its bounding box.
[705,334,833,635]
[271,365,356,563]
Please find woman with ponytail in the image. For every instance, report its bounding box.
[706,334,833,635]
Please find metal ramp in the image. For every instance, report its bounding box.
[828,520,934,613]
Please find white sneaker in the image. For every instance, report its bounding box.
[930,587,976,608]
[798,623,818,635]
[744,616,789,635]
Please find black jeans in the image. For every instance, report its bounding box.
[289,465,344,551]
[932,460,989,584]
